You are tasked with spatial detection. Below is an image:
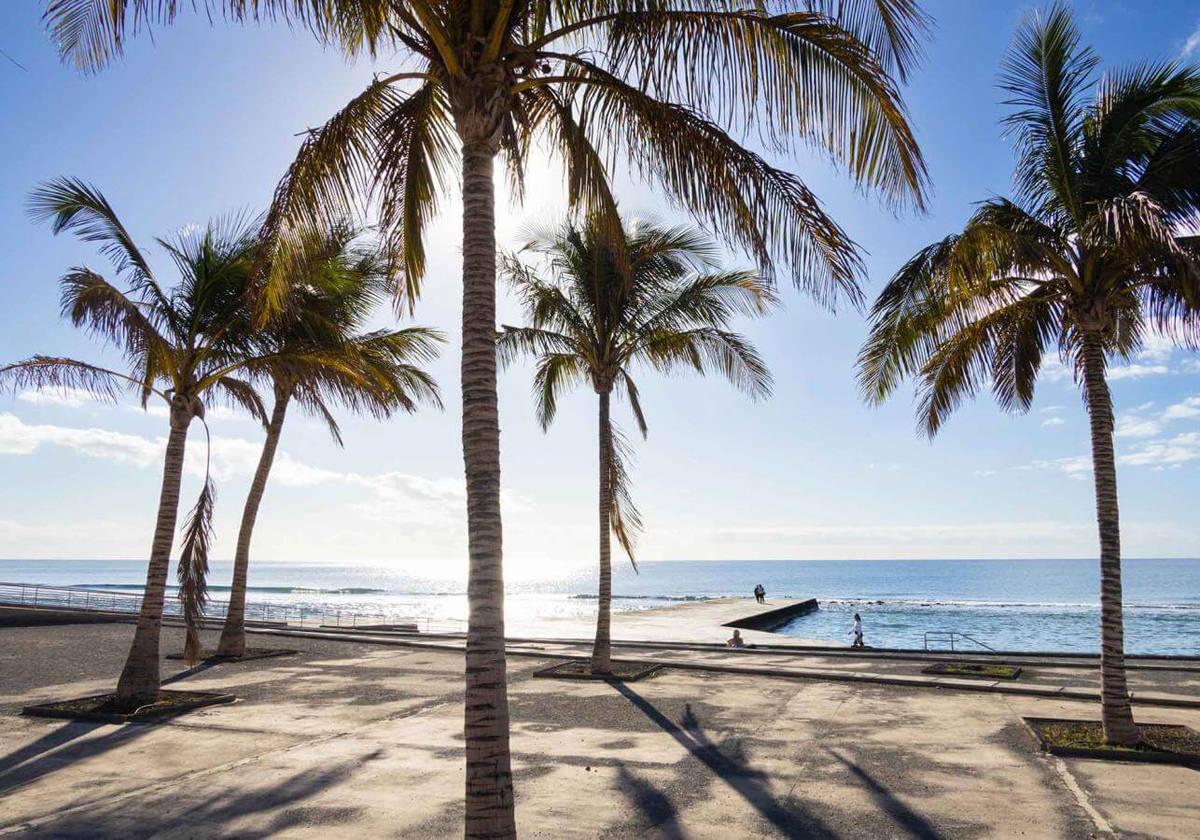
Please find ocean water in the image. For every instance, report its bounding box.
[1,558,1197,655]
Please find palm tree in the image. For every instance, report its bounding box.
[857,4,1200,746]
[498,217,774,673]
[45,2,930,832]
[215,225,443,657]
[0,179,280,706]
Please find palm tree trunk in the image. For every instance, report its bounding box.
[217,387,290,657]
[460,139,516,839]
[115,402,192,706]
[592,389,614,674]
[1080,333,1139,746]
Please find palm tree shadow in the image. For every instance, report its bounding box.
[161,658,224,685]
[615,766,686,839]
[827,749,943,839]
[22,756,369,839]
[610,681,834,839]
[0,721,155,796]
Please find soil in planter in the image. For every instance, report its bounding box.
[23,690,235,723]
[166,648,299,663]
[534,660,664,682]
[921,662,1022,680]
[1028,718,1200,765]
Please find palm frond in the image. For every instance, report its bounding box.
[602,9,927,206]
[374,81,456,300]
[558,66,865,306]
[259,76,403,318]
[43,0,333,71]
[1000,1,1097,223]
[212,376,269,427]
[608,421,642,569]
[177,420,216,667]
[0,355,153,403]
[531,352,585,430]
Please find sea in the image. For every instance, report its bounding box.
[2,558,1198,655]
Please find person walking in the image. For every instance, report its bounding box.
[753,584,765,604]
[849,613,865,648]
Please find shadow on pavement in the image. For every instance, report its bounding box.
[615,765,686,839]
[18,754,371,838]
[828,748,943,839]
[0,721,153,797]
[611,681,835,839]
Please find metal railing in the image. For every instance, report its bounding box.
[923,630,996,652]
[0,581,466,635]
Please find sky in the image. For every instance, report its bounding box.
[0,1,1199,576]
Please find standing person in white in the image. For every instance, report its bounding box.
[849,613,865,648]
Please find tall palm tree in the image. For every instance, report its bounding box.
[499,217,774,673]
[45,2,930,833]
[857,4,1200,746]
[0,179,281,706]
[215,225,443,657]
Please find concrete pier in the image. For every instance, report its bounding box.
[722,598,819,632]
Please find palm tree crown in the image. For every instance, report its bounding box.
[46,0,930,311]
[856,3,1200,747]
[215,224,443,657]
[500,217,775,557]
[858,6,1200,428]
[253,224,443,440]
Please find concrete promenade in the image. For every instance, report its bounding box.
[2,618,1199,838]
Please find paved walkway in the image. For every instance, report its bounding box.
[2,623,1199,838]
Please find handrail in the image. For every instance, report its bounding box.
[0,581,465,634]
[923,630,996,652]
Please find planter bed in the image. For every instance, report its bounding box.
[23,690,236,724]
[1024,717,1200,767]
[533,660,664,682]
[166,648,299,663]
[921,662,1022,680]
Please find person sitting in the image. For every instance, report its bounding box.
[726,629,751,648]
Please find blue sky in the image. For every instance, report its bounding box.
[0,1,1198,575]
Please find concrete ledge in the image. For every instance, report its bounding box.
[722,599,819,632]
[242,625,1200,710]
[0,605,135,626]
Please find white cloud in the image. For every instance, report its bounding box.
[0,412,472,530]
[0,413,161,465]
[1183,21,1200,58]
[1039,405,1063,415]
[1120,432,1200,468]
[1026,455,1092,479]
[1163,396,1200,421]
[1107,363,1170,381]
[1135,331,1177,363]
[1041,416,1065,428]
[1115,416,1161,439]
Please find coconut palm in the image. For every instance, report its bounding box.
[499,217,774,673]
[215,225,443,657]
[0,179,282,705]
[45,1,930,832]
[857,4,1200,746]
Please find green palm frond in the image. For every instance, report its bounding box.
[374,82,456,298]
[212,376,270,427]
[0,354,153,402]
[1000,1,1097,224]
[603,8,927,205]
[863,3,1200,435]
[43,1,331,71]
